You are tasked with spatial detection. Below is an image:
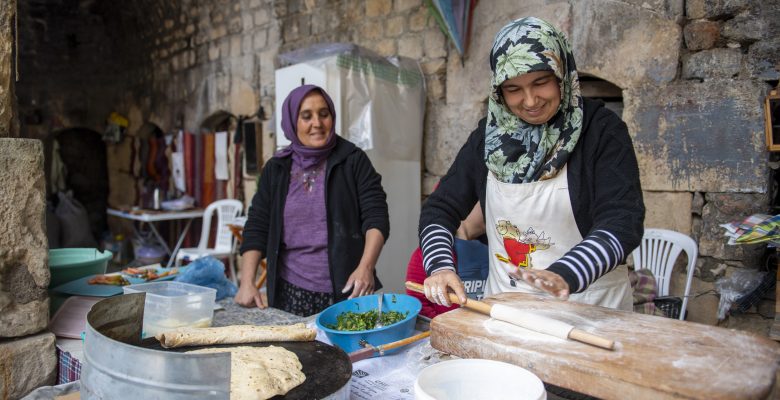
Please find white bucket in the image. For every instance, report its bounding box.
[414,359,546,400]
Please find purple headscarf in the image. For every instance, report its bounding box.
[275,84,337,170]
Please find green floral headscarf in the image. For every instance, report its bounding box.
[485,17,583,183]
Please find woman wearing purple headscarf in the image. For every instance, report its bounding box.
[235,85,389,317]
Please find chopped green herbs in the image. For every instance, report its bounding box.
[326,310,408,331]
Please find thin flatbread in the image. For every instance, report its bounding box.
[188,345,305,400]
[156,323,316,348]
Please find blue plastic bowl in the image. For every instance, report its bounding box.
[316,293,422,354]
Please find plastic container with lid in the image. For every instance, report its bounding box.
[122,281,216,338]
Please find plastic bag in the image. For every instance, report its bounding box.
[715,269,767,320]
[174,256,237,300]
[55,191,97,248]
[131,231,166,264]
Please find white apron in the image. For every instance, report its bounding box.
[484,165,633,310]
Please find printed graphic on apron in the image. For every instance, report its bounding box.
[494,220,554,286]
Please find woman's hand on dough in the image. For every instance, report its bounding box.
[514,269,570,300]
[423,269,467,307]
[342,264,375,299]
[234,284,266,309]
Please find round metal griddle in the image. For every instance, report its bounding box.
[140,338,352,399]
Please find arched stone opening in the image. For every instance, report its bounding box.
[579,73,624,118]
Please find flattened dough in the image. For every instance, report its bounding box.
[188,345,305,400]
[156,323,316,348]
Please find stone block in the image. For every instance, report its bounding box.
[421,58,446,75]
[680,277,719,325]
[408,7,428,32]
[230,36,242,57]
[340,0,364,24]
[395,0,420,13]
[242,34,253,55]
[312,8,339,35]
[692,192,704,215]
[273,0,287,17]
[623,79,767,192]
[253,29,268,50]
[423,28,446,59]
[682,48,742,80]
[0,298,48,337]
[386,15,405,37]
[0,332,56,399]
[303,0,318,13]
[424,102,485,177]
[254,8,270,27]
[426,73,445,102]
[746,37,780,81]
[374,39,396,57]
[686,0,748,19]
[722,12,768,43]
[0,139,48,338]
[282,16,298,42]
[228,17,242,34]
[643,191,692,234]
[208,42,220,61]
[722,311,771,337]
[209,25,228,41]
[698,193,766,263]
[287,0,301,14]
[229,79,258,116]
[359,20,383,41]
[572,0,680,87]
[366,0,392,17]
[296,13,311,38]
[211,11,224,24]
[398,35,423,59]
[684,19,721,50]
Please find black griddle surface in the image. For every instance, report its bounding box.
[141,338,352,399]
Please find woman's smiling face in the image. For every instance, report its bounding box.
[296,91,333,148]
[500,71,561,125]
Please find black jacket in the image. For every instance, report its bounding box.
[419,98,645,292]
[241,136,390,306]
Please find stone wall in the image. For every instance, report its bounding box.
[0,141,56,395]
[0,0,15,138]
[14,0,780,333]
[1,3,57,398]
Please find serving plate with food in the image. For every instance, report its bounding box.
[51,265,186,297]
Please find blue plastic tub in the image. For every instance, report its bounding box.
[316,293,421,354]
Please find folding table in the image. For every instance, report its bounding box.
[107,208,204,268]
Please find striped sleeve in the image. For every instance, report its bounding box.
[420,224,456,275]
[546,230,626,293]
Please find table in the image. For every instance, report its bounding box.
[107,208,204,268]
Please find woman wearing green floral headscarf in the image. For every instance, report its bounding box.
[419,17,644,310]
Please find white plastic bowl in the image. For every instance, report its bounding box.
[414,359,546,400]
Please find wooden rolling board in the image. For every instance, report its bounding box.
[430,292,780,400]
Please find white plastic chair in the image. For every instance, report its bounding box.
[175,199,244,283]
[631,228,698,320]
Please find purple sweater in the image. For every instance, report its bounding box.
[278,161,331,292]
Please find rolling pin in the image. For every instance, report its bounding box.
[405,281,615,350]
[348,331,431,363]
